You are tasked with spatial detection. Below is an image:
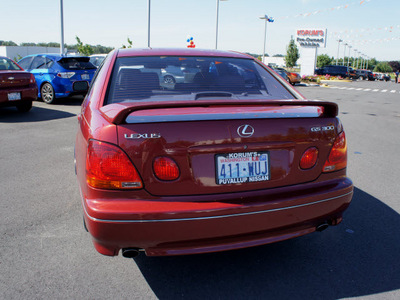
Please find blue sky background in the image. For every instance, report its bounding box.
[2,0,399,60]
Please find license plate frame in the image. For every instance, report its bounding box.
[8,92,21,101]
[81,74,89,80]
[215,151,270,185]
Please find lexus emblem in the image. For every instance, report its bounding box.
[237,125,254,137]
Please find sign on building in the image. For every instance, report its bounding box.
[295,29,327,76]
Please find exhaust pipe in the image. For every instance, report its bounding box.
[316,223,329,232]
[122,248,141,258]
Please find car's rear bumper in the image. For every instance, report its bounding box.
[82,175,353,257]
[0,86,37,107]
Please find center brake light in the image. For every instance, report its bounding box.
[86,140,143,189]
[323,131,347,172]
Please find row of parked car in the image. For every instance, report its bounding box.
[0,53,107,112]
[315,65,392,81]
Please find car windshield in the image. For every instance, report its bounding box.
[57,57,96,70]
[0,57,21,70]
[105,56,295,104]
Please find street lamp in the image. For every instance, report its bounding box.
[259,15,274,63]
[354,49,358,68]
[347,45,352,67]
[343,43,347,66]
[336,39,342,65]
[215,0,228,49]
[60,0,65,56]
[147,0,151,47]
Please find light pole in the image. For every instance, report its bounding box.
[343,43,347,66]
[336,39,342,65]
[147,0,151,48]
[215,0,228,49]
[354,49,358,68]
[60,0,65,56]
[259,15,274,63]
[347,45,352,67]
[366,56,369,70]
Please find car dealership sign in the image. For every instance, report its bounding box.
[296,29,327,48]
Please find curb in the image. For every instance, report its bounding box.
[320,79,352,83]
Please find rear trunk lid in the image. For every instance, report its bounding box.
[0,71,32,89]
[101,100,340,196]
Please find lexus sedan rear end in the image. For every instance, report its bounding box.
[75,48,353,257]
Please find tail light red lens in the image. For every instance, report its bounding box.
[29,74,36,84]
[300,147,319,169]
[323,131,347,172]
[86,140,143,189]
[153,157,180,181]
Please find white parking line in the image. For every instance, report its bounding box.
[328,85,400,94]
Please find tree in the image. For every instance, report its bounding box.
[317,54,332,68]
[0,40,17,46]
[285,38,299,68]
[388,61,400,72]
[122,37,133,49]
[374,62,393,73]
[76,36,94,56]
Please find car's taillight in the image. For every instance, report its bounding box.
[153,157,180,181]
[57,72,75,78]
[300,147,319,169]
[323,131,347,172]
[86,140,143,189]
[29,73,36,84]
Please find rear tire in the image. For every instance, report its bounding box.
[16,101,32,113]
[163,75,176,84]
[41,83,56,104]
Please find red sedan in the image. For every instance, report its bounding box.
[0,56,37,112]
[75,48,353,257]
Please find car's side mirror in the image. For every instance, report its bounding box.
[73,81,89,93]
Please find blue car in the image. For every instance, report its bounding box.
[18,54,96,104]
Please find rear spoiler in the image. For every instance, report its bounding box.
[99,100,338,125]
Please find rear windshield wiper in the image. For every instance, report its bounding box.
[193,91,234,100]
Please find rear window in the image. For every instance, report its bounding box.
[0,57,21,70]
[57,57,96,70]
[105,56,295,104]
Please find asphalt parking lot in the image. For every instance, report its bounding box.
[1,80,399,299]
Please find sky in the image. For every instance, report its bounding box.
[1,0,399,61]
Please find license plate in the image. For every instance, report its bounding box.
[8,92,21,101]
[81,74,89,80]
[216,152,270,185]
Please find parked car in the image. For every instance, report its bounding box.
[0,56,37,112]
[348,67,359,79]
[374,72,391,81]
[160,65,199,85]
[356,69,375,81]
[18,54,96,104]
[286,71,301,85]
[271,67,289,82]
[75,48,353,258]
[89,54,107,68]
[315,65,351,78]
